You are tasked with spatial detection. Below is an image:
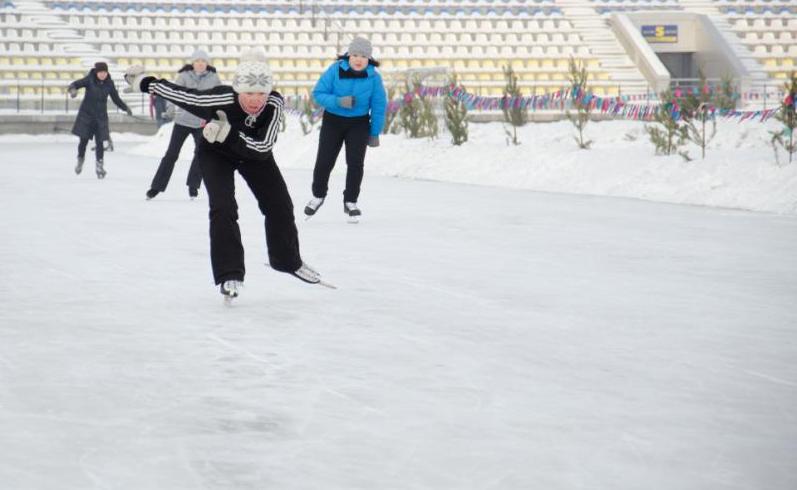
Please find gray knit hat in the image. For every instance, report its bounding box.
[190,49,209,63]
[348,36,372,59]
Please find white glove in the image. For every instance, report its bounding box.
[68,87,77,98]
[123,65,147,94]
[203,110,231,143]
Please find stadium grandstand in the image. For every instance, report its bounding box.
[0,0,794,113]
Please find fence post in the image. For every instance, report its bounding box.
[41,78,45,114]
[16,81,20,113]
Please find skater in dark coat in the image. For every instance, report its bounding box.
[124,49,325,299]
[146,49,222,200]
[304,36,387,221]
[68,61,132,178]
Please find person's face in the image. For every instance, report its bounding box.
[349,54,368,71]
[239,92,267,113]
[96,71,108,81]
[193,60,207,73]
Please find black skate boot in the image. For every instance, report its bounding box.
[344,202,361,223]
[75,156,85,175]
[95,159,106,179]
[304,197,325,218]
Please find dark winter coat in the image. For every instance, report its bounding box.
[69,69,130,140]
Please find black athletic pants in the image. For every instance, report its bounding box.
[199,150,302,285]
[151,124,203,192]
[311,111,370,203]
[77,132,103,162]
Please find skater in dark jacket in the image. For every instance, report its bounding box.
[68,61,132,178]
[124,49,324,299]
[304,36,387,221]
[146,49,222,200]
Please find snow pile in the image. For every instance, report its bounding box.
[33,116,797,214]
[129,118,797,214]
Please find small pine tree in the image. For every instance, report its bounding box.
[382,85,400,135]
[645,90,689,158]
[444,75,468,146]
[399,76,438,139]
[566,57,593,150]
[502,65,527,145]
[770,71,797,165]
[680,72,717,160]
[299,91,321,135]
[714,74,738,111]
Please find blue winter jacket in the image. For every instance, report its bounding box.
[312,59,387,137]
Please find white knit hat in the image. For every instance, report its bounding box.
[232,48,273,94]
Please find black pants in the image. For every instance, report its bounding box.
[199,150,302,285]
[311,112,370,203]
[77,133,103,162]
[151,124,203,192]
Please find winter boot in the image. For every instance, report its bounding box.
[304,197,325,217]
[75,156,85,175]
[95,159,106,179]
[344,202,361,223]
[220,280,243,300]
[146,189,160,200]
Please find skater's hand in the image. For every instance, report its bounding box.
[123,65,146,93]
[68,87,77,98]
[203,110,231,144]
[337,96,355,109]
[368,135,380,147]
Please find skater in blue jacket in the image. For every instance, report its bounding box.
[304,36,387,221]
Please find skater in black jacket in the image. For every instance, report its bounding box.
[68,61,132,178]
[124,49,324,299]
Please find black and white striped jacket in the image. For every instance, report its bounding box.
[140,76,283,162]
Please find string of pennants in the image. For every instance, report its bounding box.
[282,83,794,123]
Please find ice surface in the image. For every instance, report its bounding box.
[0,141,796,489]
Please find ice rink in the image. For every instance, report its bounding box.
[1,141,796,489]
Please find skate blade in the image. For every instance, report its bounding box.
[317,280,337,289]
[347,217,360,224]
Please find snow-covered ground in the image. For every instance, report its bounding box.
[1,134,796,489]
[124,118,797,215]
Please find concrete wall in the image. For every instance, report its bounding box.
[0,114,158,135]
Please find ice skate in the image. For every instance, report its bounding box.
[290,262,337,289]
[344,202,361,223]
[95,159,106,179]
[304,197,325,219]
[220,280,243,304]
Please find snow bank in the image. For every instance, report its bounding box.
[17,116,797,214]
